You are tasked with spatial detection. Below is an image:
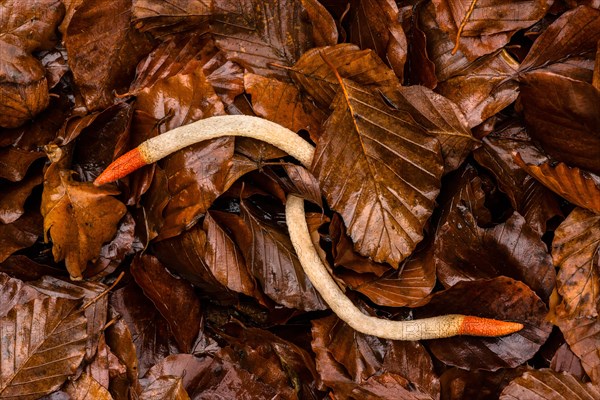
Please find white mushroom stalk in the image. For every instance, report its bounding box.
[95,115,523,340]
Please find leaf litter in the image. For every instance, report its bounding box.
[0,0,599,398]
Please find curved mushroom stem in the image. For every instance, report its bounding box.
[95,115,524,340]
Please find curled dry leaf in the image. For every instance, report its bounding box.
[64,0,154,110]
[500,369,600,400]
[0,297,87,399]
[291,44,400,109]
[415,277,553,371]
[432,0,550,59]
[312,78,443,266]
[553,208,600,320]
[131,254,202,353]
[515,152,600,214]
[347,0,408,80]
[518,71,600,175]
[132,0,210,37]
[244,72,326,140]
[0,0,63,128]
[210,0,314,81]
[41,164,127,280]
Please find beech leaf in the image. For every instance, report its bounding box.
[0,297,87,399]
[64,373,113,400]
[312,78,443,266]
[210,0,314,81]
[132,0,210,37]
[500,369,600,400]
[41,164,127,280]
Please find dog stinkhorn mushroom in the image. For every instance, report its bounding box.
[95,115,524,340]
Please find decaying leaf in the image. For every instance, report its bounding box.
[0,211,42,264]
[500,369,600,400]
[0,297,87,399]
[41,164,127,279]
[312,78,443,266]
[64,373,113,400]
[0,0,64,128]
[132,0,210,37]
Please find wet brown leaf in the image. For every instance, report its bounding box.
[435,166,555,300]
[140,376,190,400]
[500,369,600,400]
[109,281,178,377]
[300,0,338,47]
[0,0,63,128]
[203,211,261,299]
[202,51,245,105]
[416,277,553,371]
[518,71,600,175]
[104,316,141,397]
[210,0,314,81]
[348,0,408,79]
[440,367,526,400]
[64,373,113,400]
[435,50,519,127]
[282,164,323,208]
[0,211,42,264]
[432,0,550,59]
[64,0,154,110]
[41,164,127,279]
[0,297,87,399]
[380,85,476,174]
[291,43,400,108]
[132,0,210,37]
[0,147,46,182]
[312,314,440,399]
[553,208,600,320]
[474,127,562,235]
[135,64,233,240]
[312,78,443,266]
[244,72,326,139]
[519,5,600,73]
[140,354,214,397]
[237,199,326,311]
[0,272,42,317]
[0,172,42,225]
[515,152,600,214]
[551,343,587,381]
[131,254,202,353]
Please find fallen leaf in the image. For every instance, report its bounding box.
[210,0,314,81]
[553,208,600,320]
[0,211,42,264]
[0,0,63,127]
[132,0,210,37]
[41,164,127,279]
[519,5,600,73]
[474,126,562,235]
[518,71,600,175]
[348,0,408,79]
[64,0,154,110]
[415,277,553,371]
[131,254,203,353]
[312,78,443,266]
[244,72,326,140]
[0,297,87,399]
[551,343,587,381]
[202,51,245,104]
[104,316,142,397]
[64,373,113,400]
[432,0,550,59]
[515,152,600,214]
[140,375,190,400]
[0,272,42,317]
[236,198,326,311]
[500,369,600,399]
[439,367,526,400]
[291,43,400,108]
[0,147,46,182]
[140,354,214,397]
[0,170,42,224]
[300,0,338,46]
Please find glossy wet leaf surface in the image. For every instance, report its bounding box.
[1,1,599,397]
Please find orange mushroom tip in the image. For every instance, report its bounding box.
[458,316,524,337]
[93,148,148,186]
